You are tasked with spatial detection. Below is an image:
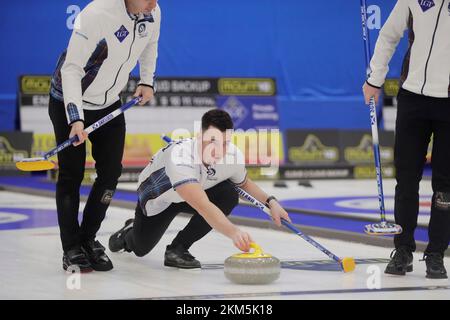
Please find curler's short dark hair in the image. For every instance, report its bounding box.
[201,109,234,132]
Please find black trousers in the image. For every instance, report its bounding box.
[394,88,450,254]
[48,95,126,252]
[124,181,239,257]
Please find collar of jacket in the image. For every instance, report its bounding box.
[121,0,155,22]
[121,0,139,21]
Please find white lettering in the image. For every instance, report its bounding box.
[66,5,81,30]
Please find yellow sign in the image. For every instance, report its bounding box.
[122,134,166,167]
[344,134,393,163]
[218,78,275,96]
[354,165,395,179]
[32,134,56,158]
[288,135,339,163]
[0,137,29,167]
[383,79,400,97]
[21,76,52,95]
[32,133,166,168]
[34,132,283,180]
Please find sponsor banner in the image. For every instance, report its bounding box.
[121,134,166,167]
[32,133,165,169]
[280,166,352,180]
[31,133,56,158]
[245,166,280,181]
[341,131,394,165]
[20,94,50,107]
[279,165,395,180]
[0,132,33,175]
[286,130,341,165]
[20,76,51,95]
[287,130,395,166]
[19,75,52,107]
[34,132,283,168]
[123,77,218,95]
[218,78,276,96]
[285,129,396,179]
[81,167,144,184]
[151,78,218,95]
[48,167,144,184]
[43,131,284,182]
[56,165,282,185]
[382,79,400,129]
[353,164,395,179]
[217,96,279,130]
[121,77,218,107]
[19,75,220,108]
[383,78,400,97]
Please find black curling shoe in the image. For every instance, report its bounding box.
[109,218,134,253]
[423,252,447,279]
[82,240,113,271]
[385,247,413,275]
[63,248,93,273]
[164,243,201,269]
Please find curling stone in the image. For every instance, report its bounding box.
[224,243,280,285]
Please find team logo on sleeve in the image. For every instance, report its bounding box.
[115,25,129,43]
[418,0,435,12]
[101,190,115,205]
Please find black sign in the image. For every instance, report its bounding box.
[19,75,276,108]
[280,165,352,179]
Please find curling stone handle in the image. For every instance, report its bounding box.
[249,242,263,256]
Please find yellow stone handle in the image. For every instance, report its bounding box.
[249,242,263,256]
[232,242,272,259]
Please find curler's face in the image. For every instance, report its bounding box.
[200,126,232,166]
[128,0,157,15]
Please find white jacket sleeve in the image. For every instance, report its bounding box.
[367,0,410,88]
[138,6,161,90]
[61,7,101,124]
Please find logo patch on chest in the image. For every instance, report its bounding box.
[115,25,129,43]
[206,166,218,180]
[138,23,148,38]
[418,0,435,12]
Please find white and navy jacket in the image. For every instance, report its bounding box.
[50,0,161,124]
[137,138,248,216]
[367,0,450,98]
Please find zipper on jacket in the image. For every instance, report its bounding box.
[103,20,138,105]
[421,0,445,95]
